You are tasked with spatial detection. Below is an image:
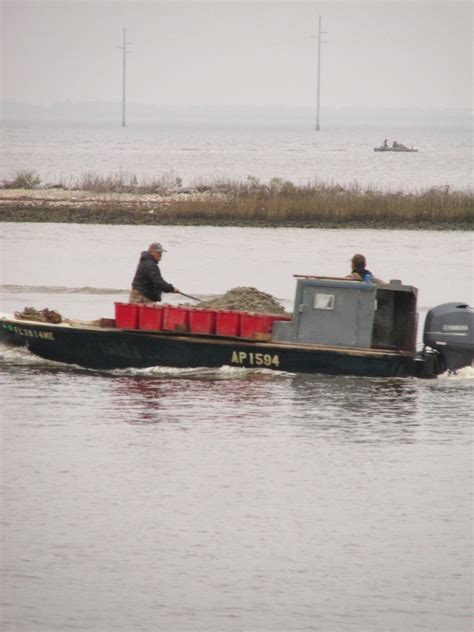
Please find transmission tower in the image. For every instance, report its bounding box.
[313,16,327,131]
[118,28,132,127]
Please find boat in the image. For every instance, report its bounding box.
[374,144,418,152]
[1,276,472,378]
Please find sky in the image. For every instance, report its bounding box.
[1,1,472,111]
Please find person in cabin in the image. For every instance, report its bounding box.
[345,254,385,285]
[129,242,180,303]
[392,141,399,148]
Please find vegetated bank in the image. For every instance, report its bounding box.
[0,172,472,230]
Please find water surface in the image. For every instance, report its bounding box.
[1,120,471,192]
[1,223,473,631]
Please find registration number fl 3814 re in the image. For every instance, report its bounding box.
[231,351,280,368]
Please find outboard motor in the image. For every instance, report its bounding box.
[423,302,474,372]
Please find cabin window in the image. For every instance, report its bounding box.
[314,293,335,310]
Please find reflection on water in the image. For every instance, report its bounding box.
[1,342,471,446]
[55,363,467,447]
[289,374,423,443]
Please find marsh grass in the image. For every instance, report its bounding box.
[3,170,472,227]
[160,183,473,227]
[64,170,183,193]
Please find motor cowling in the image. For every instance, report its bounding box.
[423,302,474,372]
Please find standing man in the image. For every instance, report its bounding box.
[129,242,180,303]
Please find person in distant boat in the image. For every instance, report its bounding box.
[129,242,180,303]
[383,139,388,147]
[392,141,399,148]
[345,254,385,285]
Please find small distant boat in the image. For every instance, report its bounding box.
[374,142,418,152]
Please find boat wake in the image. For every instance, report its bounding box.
[421,364,474,392]
[437,365,474,381]
[105,365,294,380]
[0,342,77,370]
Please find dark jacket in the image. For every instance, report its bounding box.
[131,251,174,302]
[353,268,373,282]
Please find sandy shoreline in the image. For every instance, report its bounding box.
[0,187,220,225]
[0,187,211,209]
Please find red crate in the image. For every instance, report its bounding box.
[162,305,190,332]
[240,313,291,338]
[138,304,164,331]
[215,310,241,337]
[114,302,139,329]
[188,308,216,334]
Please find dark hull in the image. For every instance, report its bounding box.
[0,317,436,378]
[374,147,418,152]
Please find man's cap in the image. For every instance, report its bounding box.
[149,242,167,253]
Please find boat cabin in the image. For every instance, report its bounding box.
[272,276,418,352]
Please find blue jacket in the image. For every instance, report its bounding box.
[131,251,174,301]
